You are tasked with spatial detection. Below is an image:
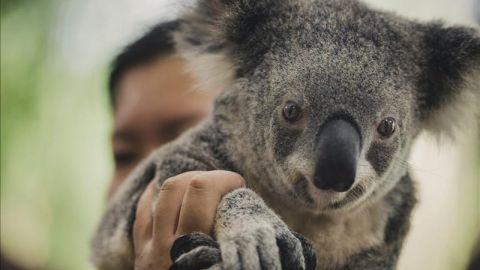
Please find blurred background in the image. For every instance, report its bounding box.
[1,0,478,269]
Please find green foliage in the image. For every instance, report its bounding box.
[1,1,112,269]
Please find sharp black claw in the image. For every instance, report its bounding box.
[169,246,221,270]
[292,231,317,270]
[170,232,219,262]
[276,232,303,269]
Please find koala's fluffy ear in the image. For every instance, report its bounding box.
[175,0,273,91]
[418,23,480,138]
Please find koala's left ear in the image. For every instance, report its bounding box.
[418,23,480,137]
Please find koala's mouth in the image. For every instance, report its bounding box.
[292,173,367,210]
[327,184,367,209]
[292,174,349,208]
[292,172,367,210]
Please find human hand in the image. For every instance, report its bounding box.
[169,188,317,270]
[132,170,245,270]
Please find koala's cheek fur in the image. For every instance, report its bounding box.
[270,116,303,163]
[366,139,400,176]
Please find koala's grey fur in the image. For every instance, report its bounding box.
[92,0,480,269]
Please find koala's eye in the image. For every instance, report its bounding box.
[377,117,396,138]
[282,101,303,122]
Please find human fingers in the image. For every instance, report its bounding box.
[133,180,157,248]
[152,171,203,241]
[175,170,246,236]
[134,171,203,270]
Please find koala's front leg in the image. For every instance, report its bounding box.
[170,188,317,270]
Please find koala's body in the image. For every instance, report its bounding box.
[92,0,480,269]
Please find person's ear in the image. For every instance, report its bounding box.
[417,23,480,138]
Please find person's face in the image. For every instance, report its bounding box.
[109,56,217,198]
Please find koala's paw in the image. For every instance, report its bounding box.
[169,232,221,270]
[215,188,317,270]
[218,225,316,270]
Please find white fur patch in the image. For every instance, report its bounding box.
[177,50,235,92]
[278,198,390,269]
[424,68,480,141]
[174,21,236,92]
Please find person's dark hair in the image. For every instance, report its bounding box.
[108,20,179,107]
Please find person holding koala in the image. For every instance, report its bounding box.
[105,21,237,269]
[95,0,480,269]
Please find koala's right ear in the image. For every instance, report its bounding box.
[417,23,480,138]
[175,0,273,91]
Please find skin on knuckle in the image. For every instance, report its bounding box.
[159,177,180,192]
[224,171,245,188]
[188,174,211,191]
[209,170,244,190]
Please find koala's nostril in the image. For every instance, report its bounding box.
[313,119,361,192]
[313,165,356,192]
[314,175,354,192]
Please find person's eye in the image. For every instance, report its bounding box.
[114,151,139,167]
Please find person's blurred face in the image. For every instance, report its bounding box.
[109,56,217,198]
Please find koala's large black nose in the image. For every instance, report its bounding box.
[313,119,361,192]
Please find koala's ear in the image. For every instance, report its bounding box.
[418,23,480,138]
[175,0,272,91]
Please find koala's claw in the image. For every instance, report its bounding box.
[276,231,307,270]
[169,232,221,270]
[291,231,317,270]
[170,232,219,261]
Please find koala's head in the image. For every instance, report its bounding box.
[176,0,480,213]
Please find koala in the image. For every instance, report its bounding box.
[92,0,480,269]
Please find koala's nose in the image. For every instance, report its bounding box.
[313,119,361,192]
